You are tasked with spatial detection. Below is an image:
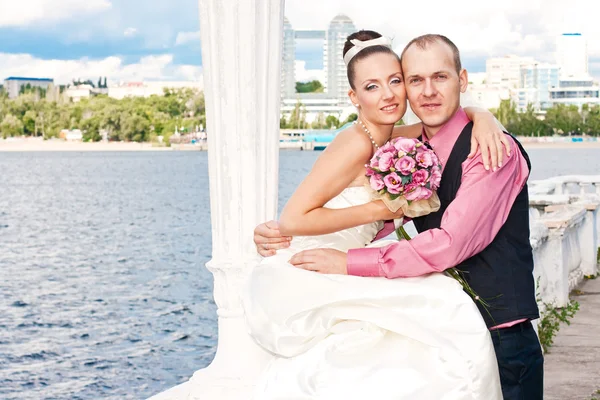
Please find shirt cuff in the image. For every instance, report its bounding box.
[347,247,383,277]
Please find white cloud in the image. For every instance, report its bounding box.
[284,0,600,65]
[294,61,325,83]
[175,30,201,46]
[0,53,202,84]
[123,27,138,37]
[0,0,112,27]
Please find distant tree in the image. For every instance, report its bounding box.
[295,80,324,93]
[492,99,518,131]
[341,113,358,125]
[0,114,24,137]
[311,113,326,129]
[513,103,551,136]
[325,115,340,129]
[22,110,38,135]
[545,104,582,135]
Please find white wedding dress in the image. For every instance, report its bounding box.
[242,186,502,400]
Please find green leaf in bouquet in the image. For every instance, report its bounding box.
[400,175,412,185]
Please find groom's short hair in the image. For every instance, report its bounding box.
[400,34,462,74]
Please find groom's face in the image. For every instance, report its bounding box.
[401,41,468,136]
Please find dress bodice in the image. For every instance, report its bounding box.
[287,186,383,254]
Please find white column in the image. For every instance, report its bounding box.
[149,1,284,399]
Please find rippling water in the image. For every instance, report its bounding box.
[0,148,598,399]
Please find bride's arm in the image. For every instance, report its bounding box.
[390,107,510,170]
[278,130,397,237]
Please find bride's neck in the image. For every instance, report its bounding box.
[358,117,394,148]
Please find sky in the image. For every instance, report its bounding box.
[0,0,598,84]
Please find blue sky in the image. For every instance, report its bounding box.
[0,0,598,84]
[0,0,203,83]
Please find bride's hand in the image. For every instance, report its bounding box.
[254,220,292,257]
[468,109,511,172]
[369,200,404,222]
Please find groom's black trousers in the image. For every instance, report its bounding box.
[490,320,544,400]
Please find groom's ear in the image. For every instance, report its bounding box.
[458,69,468,93]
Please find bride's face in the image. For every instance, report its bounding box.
[349,52,407,126]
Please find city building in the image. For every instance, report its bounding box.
[549,76,600,109]
[466,84,510,110]
[3,77,54,99]
[556,33,588,78]
[280,14,356,110]
[281,17,296,99]
[486,55,535,91]
[107,80,204,100]
[324,14,356,105]
[64,84,93,102]
[512,62,560,112]
[280,93,354,125]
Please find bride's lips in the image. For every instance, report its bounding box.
[380,103,400,113]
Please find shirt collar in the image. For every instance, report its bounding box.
[421,107,470,171]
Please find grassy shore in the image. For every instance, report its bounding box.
[1,137,599,151]
[0,138,203,151]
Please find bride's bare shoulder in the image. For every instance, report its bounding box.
[325,124,372,159]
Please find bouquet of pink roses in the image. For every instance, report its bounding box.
[366,137,442,218]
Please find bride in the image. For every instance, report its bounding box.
[243,30,506,400]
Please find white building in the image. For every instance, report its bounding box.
[324,14,356,105]
[64,84,93,102]
[512,63,560,112]
[466,84,510,110]
[3,77,54,99]
[107,80,204,100]
[281,17,296,99]
[281,93,354,124]
[486,55,535,91]
[281,14,355,106]
[549,76,600,109]
[556,33,588,78]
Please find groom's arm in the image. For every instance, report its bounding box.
[347,137,528,278]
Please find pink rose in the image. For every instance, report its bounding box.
[365,166,375,177]
[383,172,402,194]
[405,186,433,201]
[394,156,416,175]
[369,174,385,191]
[416,151,434,168]
[380,142,396,153]
[378,152,395,172]
[369,156,379,169]
[412,169,429,186]
[393,138,416,154]
[430,166,442,189]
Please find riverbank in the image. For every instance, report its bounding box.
[1,138,599,151]
[0,139,204,151]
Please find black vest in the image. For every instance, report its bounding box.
[413,122,539,328]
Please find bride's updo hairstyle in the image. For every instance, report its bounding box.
[343,30,400,90]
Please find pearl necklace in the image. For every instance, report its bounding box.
[355,119,379,150]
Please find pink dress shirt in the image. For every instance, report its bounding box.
[347,107,530,330]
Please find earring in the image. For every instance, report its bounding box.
[354,103,359,107]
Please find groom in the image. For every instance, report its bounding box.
[254,34,543,399]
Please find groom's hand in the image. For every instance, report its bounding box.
[289,249,348,275]
[254,220,292,257]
